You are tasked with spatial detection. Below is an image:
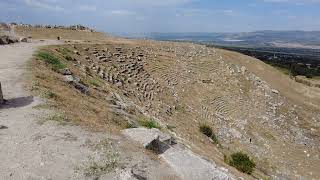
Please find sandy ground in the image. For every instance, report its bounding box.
[0,41,178,180]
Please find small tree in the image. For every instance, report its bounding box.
[199,124,213,137]
[199,124,219,144]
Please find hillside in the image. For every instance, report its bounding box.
[5,26,320,179]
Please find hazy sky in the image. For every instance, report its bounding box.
[1,0,319,33]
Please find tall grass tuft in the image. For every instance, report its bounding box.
[37,51,66,71]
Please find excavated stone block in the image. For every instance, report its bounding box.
[122,128,174,154]
[161,148,235,180]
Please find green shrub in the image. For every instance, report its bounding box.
[65,55,73,61]
[45,90,58,99]
[199,124,219,144]
[200,124,213,137]
[138,118,161,129]
[37,51,65,71]
[228,152,256,174]
[89,79,101,87]
[57,47,71,55]
[210,133,219,144]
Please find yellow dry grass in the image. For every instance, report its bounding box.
[29,46,127,133]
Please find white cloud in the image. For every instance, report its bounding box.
[78,5,97,12]
[24,0,64,11]
[110,10,134,16]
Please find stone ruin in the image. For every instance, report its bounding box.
[69,44,162,104]
[0,23,29,45]
[13,22,95,32]
[54,42,320,179]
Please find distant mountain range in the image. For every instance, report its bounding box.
[119,31,320,49]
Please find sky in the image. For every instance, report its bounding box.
[0,0,320,33]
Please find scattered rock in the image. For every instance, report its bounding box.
[63,75,88,94]
[131,164,147,180]
[0,36,8,45]
[20,37,28,43]
[241,66,247,75]
[0,36,18,45]
[202,79,213,84]
[7,36,19,44]
[272,89,279,94]
[59,68,72,75]
[73,81,89,94]
[73,50,80,55]
[0,125,8,129]
[63,75,74,83]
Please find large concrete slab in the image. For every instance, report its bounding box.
[161,147,234,180]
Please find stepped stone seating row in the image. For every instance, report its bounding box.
[76,45,162,102]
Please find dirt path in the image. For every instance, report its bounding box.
[0,41,178,180]
[0,41,105,179]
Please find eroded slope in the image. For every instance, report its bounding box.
[32,39,320,179]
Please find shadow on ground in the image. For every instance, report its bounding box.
[0,96,34,109]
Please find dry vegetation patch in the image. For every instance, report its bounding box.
[30,46,125,132]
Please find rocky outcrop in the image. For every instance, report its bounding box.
[62,71,89,95]
[19,37,28,43]
[122,128,235,180]
[0,36,21,45]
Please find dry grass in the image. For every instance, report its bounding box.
[30,46,125,133]
[216,48,320,109]
[81,139,119,178]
